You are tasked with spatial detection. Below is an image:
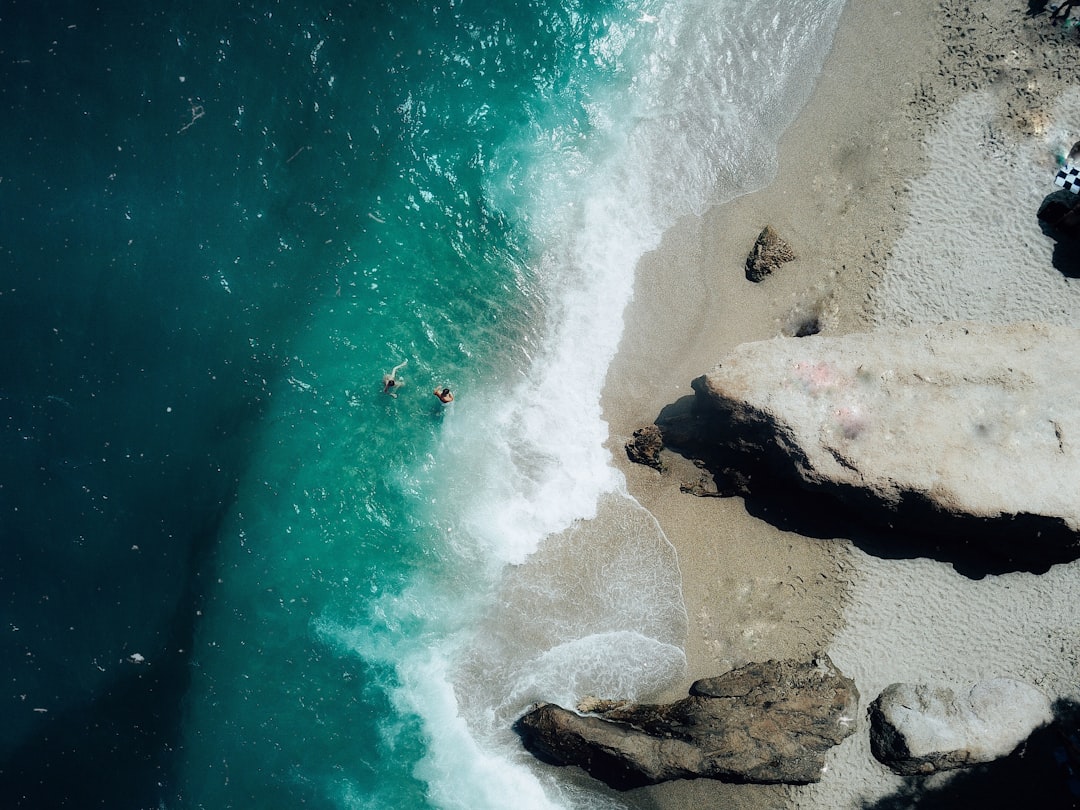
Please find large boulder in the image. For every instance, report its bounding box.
[685,321,1080,572]
[869,679,1053,775]
[515,657,858,790]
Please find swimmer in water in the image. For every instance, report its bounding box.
[382,359,408,397]
[433,386,454,404]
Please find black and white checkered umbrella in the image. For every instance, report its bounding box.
[1055,163,1080,194]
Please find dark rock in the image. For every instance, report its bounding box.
[745,225,796,282]
[1038,191,1080,238]
[515,657,859,790]
[625,424,665,471]
[869,679,1053,775]
[653,406,712,454]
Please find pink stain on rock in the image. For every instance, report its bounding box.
[793,360,846,394]
[791,360,866,439]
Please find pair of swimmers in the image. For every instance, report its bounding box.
[382,359,454,403]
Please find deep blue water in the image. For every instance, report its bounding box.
[0,1,843,807]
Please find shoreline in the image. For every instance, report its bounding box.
[604,0,937,677]
[600,1,1080,807]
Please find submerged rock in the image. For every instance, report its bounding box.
[688,321,1080,572]
[869,679,1053,775]
[515,657,858,790]
[745,225,796,282]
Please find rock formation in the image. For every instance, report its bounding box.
[515,657,858,790]
[624,424,665,471]
[869,679,1053,775]
[745,225,796,282]
[677,321,1080,573]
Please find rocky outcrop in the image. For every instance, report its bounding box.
[869,679,1053,775]
[745,225,796,282]
[515,657,858,790]
[624,424,665,471]
[684,321,1080,572]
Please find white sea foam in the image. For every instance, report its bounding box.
[370,1,847,807]
[440,0,844,567]
[398,651,567,810]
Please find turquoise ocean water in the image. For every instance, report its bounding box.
[0,1,843,807]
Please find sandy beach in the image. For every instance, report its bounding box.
[600,1,1080,807]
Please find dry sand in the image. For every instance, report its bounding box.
[600,1,1080,807]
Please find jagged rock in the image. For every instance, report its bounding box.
[688,321,1080,572]
[515,657,859,790]
[625,424,665,471]
[869,679,1053,775]
[745,225,796,282]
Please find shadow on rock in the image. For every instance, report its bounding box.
[863,698,1080,810]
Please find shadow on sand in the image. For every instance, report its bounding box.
[1038,189,1080,277]
[864,698,1080,809]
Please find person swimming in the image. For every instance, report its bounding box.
[382,359,408,397]
[433,386,454,404]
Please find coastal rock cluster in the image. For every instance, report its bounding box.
[519,321,1076,790]
[515,659,1055,789]
[648,321,1080,574]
